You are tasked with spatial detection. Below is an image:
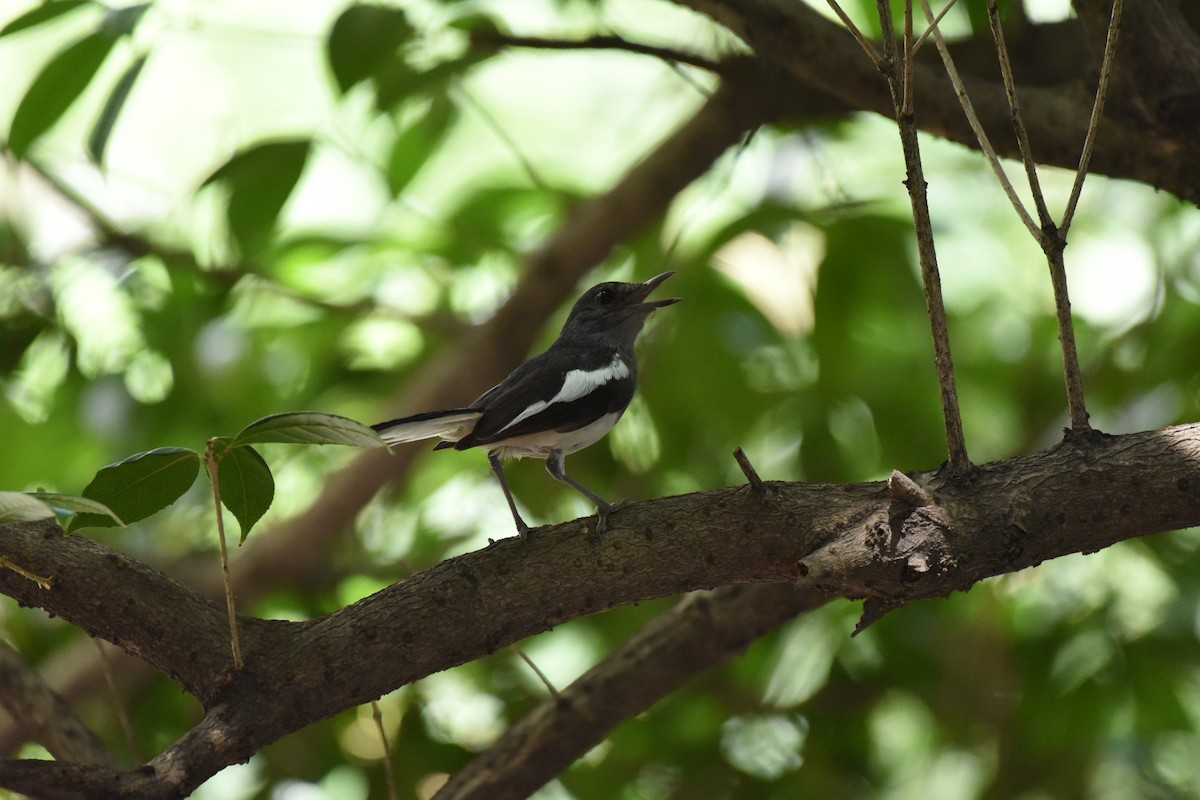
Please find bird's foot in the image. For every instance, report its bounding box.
[594,500,627,534]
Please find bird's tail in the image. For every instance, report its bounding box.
[372,409,482,446]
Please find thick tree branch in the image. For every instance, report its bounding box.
[436,583,827,800]
[2,424,1199,797]
[0,643,119,768]
[671,0,1200,203]
[0,60,791,757]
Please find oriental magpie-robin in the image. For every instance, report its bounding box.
[373,272,679,538]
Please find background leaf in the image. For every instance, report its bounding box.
[386,93,457,197]
[69,447,200,531]
[326,4,413,94]
[88,55,147,165]
[7,30,118,158]
[214,444,274,542]
[231,412,384,448]
[201,139,312,255]
[0,493,55,525]
[0,0,92,38]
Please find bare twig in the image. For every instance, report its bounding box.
[825,0,884,66]
[874,0,971,472]
[204,441,243,670]
[470,32,722,73]
[911,0,958,53]
[732,447,766,495]
[985,0,1054,228]
[371,701,398,800]
[916,0,1040,238]
[512,646,559,701]
[1060,0,1124,237]
[94,641,140,763]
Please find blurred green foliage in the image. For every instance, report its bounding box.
[2,0,1200,798]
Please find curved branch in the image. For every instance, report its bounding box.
[436,583,827,800]
[2,424,1198,797]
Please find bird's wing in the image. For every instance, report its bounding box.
[457,346,635,449]
[372,409,483,445]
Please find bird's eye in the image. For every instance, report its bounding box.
[595,288,615,304]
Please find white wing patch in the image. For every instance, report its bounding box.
[498,353,629,435]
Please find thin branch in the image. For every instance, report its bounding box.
[1060,0,1124,237]
[824,1,883,66]
[911,0,958,53]
[95,640,141,763]
[733,447,766,495]
[204,442,243,670]
[371,701,398,800]
[875,0,971,472]
[471,32,723,73]
[512,646,559,701]
[915,0,1040,238]
[985,0,1054,227]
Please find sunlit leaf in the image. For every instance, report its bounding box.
[69,447,201,531]
[213,443,274,542]
[327,4,413,94]
[0,0,92,38]
[88,55,147,165]
[28,492,123,525]
[8,31,118,158]
[387,94,457,196]
[201,139,312,255]
[231,412,384,448]
[0,492,55,525]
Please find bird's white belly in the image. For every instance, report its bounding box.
[493,411,624,460]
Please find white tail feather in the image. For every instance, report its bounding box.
[374,410,482,445]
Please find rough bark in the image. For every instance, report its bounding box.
[1,424,1198,797]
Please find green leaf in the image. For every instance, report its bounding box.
[231,412,384,448]
[201,139,312,255]
[8,30,118,158]
[100,2,150,37]
[0,492,55,525]
[69,447,201,531]
[0,0,92,38]
[215,444,274,543]
[88,54,146,165]
[386,94,457,196]
[374,54,483,113]
[27,492,123,524]
[327,4,414,94]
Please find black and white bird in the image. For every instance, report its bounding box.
[373,272,679,538]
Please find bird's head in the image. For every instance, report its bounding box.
[560,272,680,345]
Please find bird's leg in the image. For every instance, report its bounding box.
[488,451,530,539]
[545,450,618,532]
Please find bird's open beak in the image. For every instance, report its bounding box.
[633,271,681,309]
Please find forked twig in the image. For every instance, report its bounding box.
[985,0,1053,228]
[874,0,971,472]
[826,0,884,66]
[915,0,1040,238]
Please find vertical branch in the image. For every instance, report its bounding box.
[204,441,244,670]
[1043,240,1090,430]
[874,0,971,472]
